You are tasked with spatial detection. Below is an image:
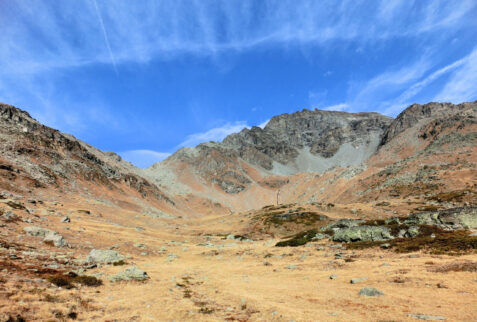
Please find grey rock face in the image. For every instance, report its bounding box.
[110,266,149,282]
[223,109,392,167]
[87,249,125,264]
[358,287,384,297]
[332,226,393,242]
[157,109,392,193]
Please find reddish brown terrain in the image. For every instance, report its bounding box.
[0,101,476,321]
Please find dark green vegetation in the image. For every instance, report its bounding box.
[112,260,126,266]
[275,230,319,247]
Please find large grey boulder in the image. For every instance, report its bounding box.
[110,266,149,282]
[43,233,67,247]
[403,207,477,229]
[332,226,393,242]
[87,249,125,264]
[437,207,477,229]
[24,226,67,247]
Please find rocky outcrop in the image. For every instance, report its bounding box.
[0,103,173,203]
[380,100,477,145]
[403,207,477,230]
[332,226,393,242]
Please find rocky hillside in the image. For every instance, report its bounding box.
[0,103,174,209]
[1,100,475,215]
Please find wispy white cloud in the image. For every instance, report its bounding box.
[179,121,249,147]
[1,0,475,76]
[434,48,477,103]
[93,0,118,75]
[322,103,348,112]
[120,149,171,168]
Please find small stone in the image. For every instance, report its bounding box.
[61,216,70,223]
[380,243,391,249]
[408,314,446,320]
[350,277,368,284]
[329,274,338,280]
[358,287,384,297]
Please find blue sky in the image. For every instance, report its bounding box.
[1,1,476,167]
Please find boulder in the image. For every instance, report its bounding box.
[44,233,67,247]
[110,266,149,282]
[358,287,384,297]
[24,226,67,247]
[403,207,477,229]
[87,249,125,264]
[437,207,477,229]
[332,226,393,242]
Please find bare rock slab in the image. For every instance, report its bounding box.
[110,266,149,282]
[87,249,125,264]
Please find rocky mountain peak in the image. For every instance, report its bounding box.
[381,100,477,145]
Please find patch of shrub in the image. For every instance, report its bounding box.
[72,275,102,287]
[47,274,102,288]
[428,261,477,273]
[347,227,477,255]
[275,230,318,247]
[113,260,125,266]
[199,307,214,314]
[48,276,74,289]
